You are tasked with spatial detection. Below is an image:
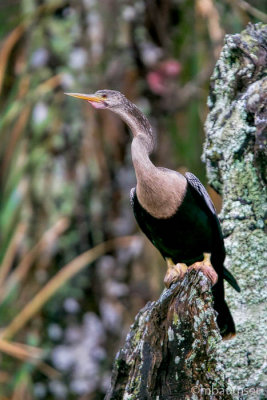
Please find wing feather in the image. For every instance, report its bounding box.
[185,172,217,216]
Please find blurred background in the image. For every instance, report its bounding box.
[0,0,266,399]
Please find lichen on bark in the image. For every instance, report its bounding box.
[105,270,231,400]
[203,23,267,399]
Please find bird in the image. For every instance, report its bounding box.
[65,89,240,339]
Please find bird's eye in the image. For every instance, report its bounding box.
[102,94,107,99]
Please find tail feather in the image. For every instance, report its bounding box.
[223,267,241,293]
[213,295,236,339]
[211,257,238,338]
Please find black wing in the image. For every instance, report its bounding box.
[185,172,217,216]
[185,172,240,293]
[185,171,223,252]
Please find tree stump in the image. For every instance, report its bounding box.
[203,22,267,398]
[105,270,231,400]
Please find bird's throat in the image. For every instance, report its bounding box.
[131,135,155,182]
[114,99,186,218]
[132,135,186,219]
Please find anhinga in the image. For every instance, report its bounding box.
[65,90,240,339]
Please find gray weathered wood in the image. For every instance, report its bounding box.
[105,270,231,400]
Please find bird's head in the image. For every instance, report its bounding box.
[65,89,126,110]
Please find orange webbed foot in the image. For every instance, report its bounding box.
[164,258,188,288]
[188,253,218,286]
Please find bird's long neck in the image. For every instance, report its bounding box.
[114,100,186,218]
[114,101,156,181]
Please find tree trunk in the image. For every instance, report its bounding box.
[203,22,267,399]
[105,22,266,400]
[105,270,231,400]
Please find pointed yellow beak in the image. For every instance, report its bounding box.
[64,92,104,103]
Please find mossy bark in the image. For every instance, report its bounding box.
[203,23,267,399]
[105,270,231,400]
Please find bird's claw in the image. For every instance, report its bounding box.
[188,253,218,286]
[164,259,188,288]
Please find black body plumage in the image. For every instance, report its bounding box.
[66,89,240,339]
[131,172,240,338]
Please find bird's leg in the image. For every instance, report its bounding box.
[188,253,218,286]
[164,258,188,288]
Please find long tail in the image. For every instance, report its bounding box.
[223,267,240,292]
[213,298,236,339]
[212,279,236,339]
[210,246,239,338]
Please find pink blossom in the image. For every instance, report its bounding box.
[146,59,181,95]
